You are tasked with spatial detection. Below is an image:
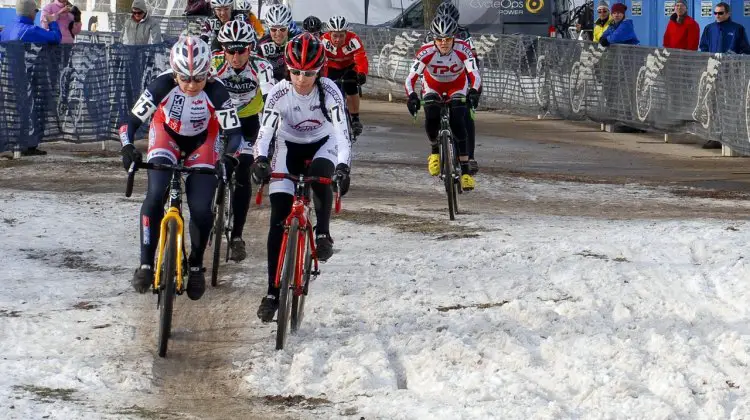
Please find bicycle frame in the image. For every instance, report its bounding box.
[154,171,185,292]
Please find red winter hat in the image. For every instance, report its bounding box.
[611,3,627,13]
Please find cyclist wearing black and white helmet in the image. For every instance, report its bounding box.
[302,15,323,37]
[252,33,351,322]
[321,15,368,137]
[257,3,302,81]
[120,36,243,301]
[211,20,276,261]
[201,0,264,52]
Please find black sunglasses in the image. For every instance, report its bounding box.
[714,11,726,15]
[132,9,144,15]
[288,68,318,77]
[176,74,207,83]
[225,46,248,55]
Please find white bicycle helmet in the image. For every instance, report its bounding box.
[210,0,233,8]
[430,14,457,38]
[170,36,212,78]
[217,20,257,46]
[265,4,292,28]
[327,15,349,32]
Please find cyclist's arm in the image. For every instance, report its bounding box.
[205,80,243,154]
[323,79,351,166]
[254,83,284,158]
[404,46,431,96]
[253,57,276,95]
[122,71,175,147]
[199,18,213,44]
[457,42,481,91]
[349,33,369,75]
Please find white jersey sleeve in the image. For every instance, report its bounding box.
[321,78,351,166]
[254,83,286,158]
[252,56,277,95]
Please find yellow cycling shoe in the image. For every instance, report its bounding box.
[461,174,475,191]
[428,153,440,176]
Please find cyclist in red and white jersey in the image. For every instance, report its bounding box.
[120,36,243,301]
[321,16,368,136]
[251,33,351,322]
[404,15,481,190]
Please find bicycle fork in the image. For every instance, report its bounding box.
[154,208,185,294]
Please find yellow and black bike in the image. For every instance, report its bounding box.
[126,160,217,357]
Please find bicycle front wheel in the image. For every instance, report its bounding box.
[211,180,226,287]
[276,218,299,350]
[291,236,311,333]
[158,219,178,358]
[440,133,457,221]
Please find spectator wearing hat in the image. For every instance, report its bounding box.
[663,0,699,50]
[599,3,639,46]
[121,0,163,45]
[699,2,750,54]
[593,1,613,43]
[40,0,81,44]
[0,0,61,43]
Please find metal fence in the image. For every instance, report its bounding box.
[2,23,750,154]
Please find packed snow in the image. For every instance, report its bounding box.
[3,166,750,418]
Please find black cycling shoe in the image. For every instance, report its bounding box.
[315,233,334,262]
[467,159,479,175]
[257,295,279,322]
[351,119,363,137]
[132,265,153,293]
[21,147,47,156]
[186,266,206,300]
[229,238,247,262]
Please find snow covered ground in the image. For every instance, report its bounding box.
[3,164,750,418]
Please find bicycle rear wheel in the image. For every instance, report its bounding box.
[451,140,461,215]
[158,219,178,358]
[224,181,234,263]
[291,236,311,333]
[440,133,457,221]
[211,180,226,287]
[276,218,299,350]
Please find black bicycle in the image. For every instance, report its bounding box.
[125,160,217,357]
[209,159,234,287]
[421,94,463,220]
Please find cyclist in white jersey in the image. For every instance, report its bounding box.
[252,33,351,322]
[212,20,276,261]
[120,36,243,301]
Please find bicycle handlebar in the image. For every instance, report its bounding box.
[254,172,342,214]
[125,161,218,198]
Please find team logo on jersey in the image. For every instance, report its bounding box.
[292,119,323,132]
[169,95,185,121]
[430,63,463,75]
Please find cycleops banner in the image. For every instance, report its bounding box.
[2,25,750,154]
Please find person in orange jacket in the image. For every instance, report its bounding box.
[321,15,369,137]
[663,0,699,50]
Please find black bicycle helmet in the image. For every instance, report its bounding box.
[436,2,460,22]
[303,15,322,34]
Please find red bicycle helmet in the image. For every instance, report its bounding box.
[285,33,326,71]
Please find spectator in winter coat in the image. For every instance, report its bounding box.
[663,0,699,50]
[599,3,639,46]
[0,0,61,44]
[40,0,80,44]
[121,0,163,45]
[593,1,613,43]
[699,2,750,54]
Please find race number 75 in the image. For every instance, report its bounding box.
[216,108,241,130]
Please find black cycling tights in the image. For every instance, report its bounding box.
[266,158,334,298]
[466,108,476,160]
[423,93,468,157]
[231,154,254,239]
[139,157,218,268]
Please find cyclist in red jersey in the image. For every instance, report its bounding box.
[321,16,368,137]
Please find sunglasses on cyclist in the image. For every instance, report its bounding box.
[270,27,288,33]
[288,68,319,77]
[176,74,207,83]
[434,36,454,42]
[225,46,249,55]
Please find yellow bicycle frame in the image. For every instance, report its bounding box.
[153,207,185,292]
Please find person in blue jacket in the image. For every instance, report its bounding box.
[0,0,62,44]
[699,2,750,54]
[598,2,639,46]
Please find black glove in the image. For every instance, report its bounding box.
[356,72,367,86]
[467,88,480,109]
[334,163,351,197]
[219,153,238,172]
[251,156,271,184]
[121,144,142,171]
[407,92,420,116]
[599,36,610,47]
[71,6,81,22]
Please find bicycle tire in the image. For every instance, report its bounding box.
[451,139,461,214]
[158,219,178,358]
[440,132,456,221]
[276,218,299,350]
[211,181,226,287]
[224,181,234,263]
[291,237,311,332]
